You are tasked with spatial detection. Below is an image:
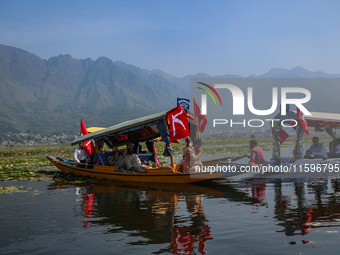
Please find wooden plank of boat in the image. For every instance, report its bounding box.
[47,155,223,184]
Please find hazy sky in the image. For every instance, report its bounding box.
[1,0,340,77]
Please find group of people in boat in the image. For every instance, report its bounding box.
[107,143,146,171]
[73,141,146,171]
[247,136,340,165]
[73,135,340,172]
[73,136,205,173]
[243,136,340,167]
[304,136,340,160]
[182,137,270,170]
[245,136,340,165]
[72,137,272,171]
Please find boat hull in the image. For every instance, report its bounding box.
[47,156,223,184]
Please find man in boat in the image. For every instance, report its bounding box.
[245,140,267,166]
[182,137,203,173]
[193,138,203,168]
[182,137,195,173]
[304,149,314,159]
[73,142,90,164]
[108,146,130,169]
[126,143,146,171]
[309,137,328,160]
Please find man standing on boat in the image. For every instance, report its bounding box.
[245,140,267,166]
[182,137,195,173]
[74,142,90,164]
[193,138,203,168]
[309,137,328,159]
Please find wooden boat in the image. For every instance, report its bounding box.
[271,111,340,163]
[215,111,340,176]
[216,110,340,174]
[47,111,223,183]
[46,155,223,183]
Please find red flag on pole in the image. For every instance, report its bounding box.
[278,129,289,144]
[296,107,310,135]
[166,106,190,142]
[193,98,208,133]
[80,118,95,155]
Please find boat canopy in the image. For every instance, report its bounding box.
[304,111,340,128]
[71,111,168,147]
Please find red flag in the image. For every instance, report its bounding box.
[194,98,208,133]
[296,107,310,135]
[166,106,190,142]
[278,129,289,144]
[80,118,95,155]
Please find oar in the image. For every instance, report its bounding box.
[226,155,248,162]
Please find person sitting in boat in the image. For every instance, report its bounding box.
[108,146,130,169]
[304,149,314,159]
[126,143,146,171]
[73,142,90,164]
[245,139,267,166]
[309,137,328,160]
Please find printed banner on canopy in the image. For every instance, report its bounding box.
[278,129,289,144]
[80,118,95,155]
[166,106,190,142]
[177,98,190,112]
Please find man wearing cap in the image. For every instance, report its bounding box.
[309,137,328,159]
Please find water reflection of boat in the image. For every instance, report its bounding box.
[49,176,340,250]
[47,111,223,184]
[216,177,340,243]
[51,179,225,197]
[259,178,340,244]
[76,184,214,254]
[50,179,259,204]
[49,178,262,253]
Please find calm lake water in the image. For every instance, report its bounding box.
[1,175,340,255]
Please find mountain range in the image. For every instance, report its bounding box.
[0,43,339,135]
[0,44,188,135]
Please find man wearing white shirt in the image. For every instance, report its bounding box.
[309,137,328,159]
[73,142,90,164]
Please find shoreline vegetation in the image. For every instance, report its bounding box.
[0,136,332,182]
